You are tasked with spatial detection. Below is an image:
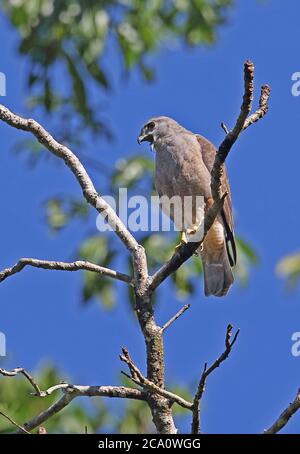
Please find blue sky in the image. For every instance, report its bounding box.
[1,0,300,433]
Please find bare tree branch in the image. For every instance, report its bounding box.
[211,59,252,202]
[33,383,146,400]
[0,258,131,285]
[263,389,300,434]
[120,348,193,410]
[0,104,138,253]
[191,324,240,434]
[160,304,190,333]
[0,410,31,434]
[17,385,146,434]
[244,85,271,130]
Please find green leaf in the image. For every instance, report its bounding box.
[79,236,116,306]
[277,252,300,289]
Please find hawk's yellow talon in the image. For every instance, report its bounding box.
[174,231,188,251]
[186,225,199,236]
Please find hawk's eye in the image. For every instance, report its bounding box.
[146,121,155,131]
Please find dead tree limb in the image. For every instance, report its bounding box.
[263,389,300,434]
[191,325,240,434]
[0,258,131,285]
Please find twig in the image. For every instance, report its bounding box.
[0,258,131,285]
[160,304,190,333]
[120,348,193,410]
[244,85,271,130]
[211,60,254,202]
[0,410,31,434]
[0,367,42,395]
[191,324,240,434]
[221,122,229,134]
[263,389,300,434]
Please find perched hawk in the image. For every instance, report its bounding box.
[138,116,236,297]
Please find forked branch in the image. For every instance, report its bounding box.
[191,324,240,434]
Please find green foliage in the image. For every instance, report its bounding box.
[46,197,90,232]
[1,0,232,138]
[78,236,116,307]
[234,237,259,286]
[277,251,300,290]
[112,155,154,191]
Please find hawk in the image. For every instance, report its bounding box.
[138,116,236,297]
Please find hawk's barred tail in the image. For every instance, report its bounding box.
[202,245,234,297]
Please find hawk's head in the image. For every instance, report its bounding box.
[138,116,181,146]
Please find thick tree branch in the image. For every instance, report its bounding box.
[191,324,240,434]
[0,258,131,285]
[131,246,178,433]
[149,60,270,292]
[0,104,138,253]
[16,392,76,434]
[263,389,300,434]
[17,384,146,434]
[34,383,146,400]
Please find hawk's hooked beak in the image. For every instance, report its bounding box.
[138,134,153,145]
[137,134,146,144]
[138,129,153,145]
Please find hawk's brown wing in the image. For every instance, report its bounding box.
[196,134,236,266]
